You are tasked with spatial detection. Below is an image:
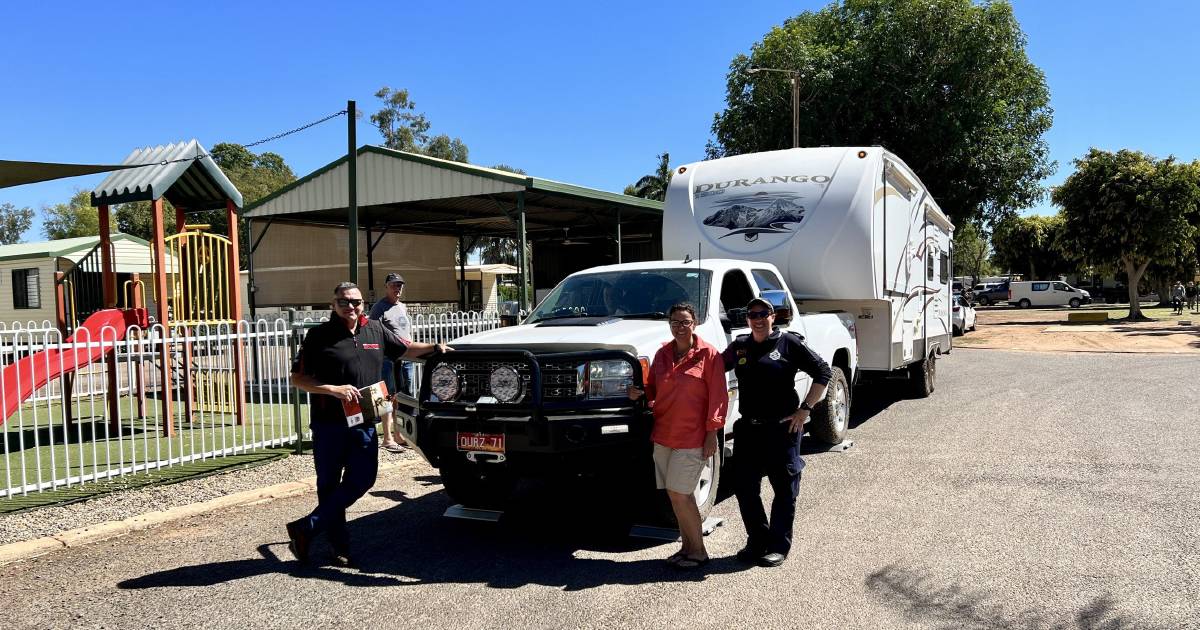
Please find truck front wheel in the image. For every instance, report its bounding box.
[808,367,850,445]
[439,456,517,510]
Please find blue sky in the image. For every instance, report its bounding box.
[2,0,1198,240]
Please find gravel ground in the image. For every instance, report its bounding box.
[2,350,1198,629]
[0,446,418,546]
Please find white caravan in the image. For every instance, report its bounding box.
[663,147,954,393]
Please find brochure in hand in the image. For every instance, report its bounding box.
[343,381,392,428]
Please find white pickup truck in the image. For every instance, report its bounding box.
[398,258,857,520]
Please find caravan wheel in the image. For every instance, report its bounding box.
[907,352,936,399]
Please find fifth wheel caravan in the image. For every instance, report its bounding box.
[663,147,955,395]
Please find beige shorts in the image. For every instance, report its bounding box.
[652,443,705,495]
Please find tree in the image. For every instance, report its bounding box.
[42,190,113,240]
[370,86,469,163]
[1052,149,1200,319]
[951,221,994,286]
[623,152,671,201]
[708,0,1054,226]
[0,202,33,244]
[990,214,1068,281]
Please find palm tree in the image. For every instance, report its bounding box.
[625,152,671,201]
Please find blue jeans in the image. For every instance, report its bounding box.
[733,421,804,556]
[381,359,415,398]
[303,421,379,547]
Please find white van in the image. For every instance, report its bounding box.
[1008,281,1091,308]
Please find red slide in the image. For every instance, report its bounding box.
[0,308,147,426]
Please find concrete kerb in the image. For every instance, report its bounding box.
[0,458,425,567]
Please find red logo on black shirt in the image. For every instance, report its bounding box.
[363,343,380,350]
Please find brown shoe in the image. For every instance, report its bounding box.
[285,519,311,564]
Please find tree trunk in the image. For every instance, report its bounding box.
[1124,258,1150,319]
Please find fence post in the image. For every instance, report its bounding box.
[288,308,304,455]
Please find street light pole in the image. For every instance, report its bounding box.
[747,66,802,148]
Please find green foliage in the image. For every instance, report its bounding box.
[1052,148,1200,318]
[42,190,113,240]
[951,221,995,285]
[371,86,469,163]
[624,152,672,201]
[0,202,34,244]
[490,164,527,175]
[708,0,1054,226]
[990,214,1068,280]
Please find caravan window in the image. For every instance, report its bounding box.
[926,249,935,282]
[1032,282,1050,292]
[939,253,950,285]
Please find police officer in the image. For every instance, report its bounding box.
[721,297,831,567]
[286,281,446,566]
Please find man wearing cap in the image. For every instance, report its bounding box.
[721,297,831,567]
[370,273,414,452]
[287,282,447,566]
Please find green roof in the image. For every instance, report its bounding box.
[0,233,149,263]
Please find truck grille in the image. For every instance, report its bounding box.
[441,359,582,403]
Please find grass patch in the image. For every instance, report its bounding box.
[2,398,308,500]
[0,448,290,515]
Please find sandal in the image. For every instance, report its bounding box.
[674,556,710,570]
[381,441,405,453]
[664,550,688,566]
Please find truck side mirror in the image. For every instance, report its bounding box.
[727,307,748,328]
[760,290,792,326]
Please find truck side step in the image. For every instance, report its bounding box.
[443,504,504,522]
[629,517,724,541]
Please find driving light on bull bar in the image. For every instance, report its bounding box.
[430,364,460,402]
[488,366,523,402]
[587,360,634,399]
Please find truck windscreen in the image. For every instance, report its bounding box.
[527,269,712,324]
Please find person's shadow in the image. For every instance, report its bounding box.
[118,474,747,592]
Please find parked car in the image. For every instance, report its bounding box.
[974,281,1011,306]
[972,282,999,293]
[953,295,976,335]
[1008,281,1091,308]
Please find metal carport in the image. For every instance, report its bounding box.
[242,145,663,312]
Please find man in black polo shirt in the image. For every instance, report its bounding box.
[286,281,446,566]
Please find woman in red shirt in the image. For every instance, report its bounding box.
[629,303,727,569]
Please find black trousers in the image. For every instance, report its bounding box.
[733,420,804,556]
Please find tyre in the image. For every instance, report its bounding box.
[654,436,722,526]
[970,321,977,332]
[907,351,936,398]
[978,296,991,306]
[1069,298,1081,308]
[808,367,850,445]
[439,455,518,510]
[953,326,962,337]
[1018,299,1031,309]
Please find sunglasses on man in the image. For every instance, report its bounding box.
[335,298,364,307]
[746,310,772,320]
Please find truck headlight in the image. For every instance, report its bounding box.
[429,364,459,402]
[489,366,523,402]
[587,360,634,399]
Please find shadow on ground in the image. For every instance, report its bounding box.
[117,473,751,592]
[865,563,1163,629]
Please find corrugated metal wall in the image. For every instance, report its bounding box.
[249,222,458,307]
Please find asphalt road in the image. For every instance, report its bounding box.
[3,349,1198,629]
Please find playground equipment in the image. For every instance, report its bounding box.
[1,140,245,436]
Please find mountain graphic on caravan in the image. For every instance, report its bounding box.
[702,192,805,241]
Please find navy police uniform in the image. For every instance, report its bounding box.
[721,329,832,558]
[291,316,408,550]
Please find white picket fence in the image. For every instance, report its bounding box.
[0,311,506,499]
